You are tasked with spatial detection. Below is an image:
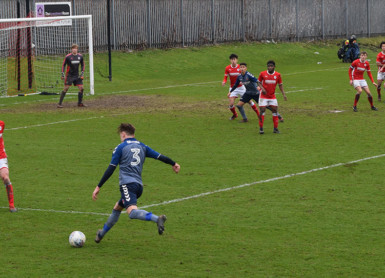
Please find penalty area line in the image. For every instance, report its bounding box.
[3,153,385,215]
[0,207,110,216]
[7,116,104,131]
[285,87,323,94]
[140,153,385,209]
[1,66,343,106]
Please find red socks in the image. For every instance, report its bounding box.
[250,104,260,117]
[229,106,237,117]
[259,114,265,128]
[368,95,374,106]
[354,94,375,107]
[259,113,279,129]
[273,115,279,129]
[5,184,15,208]
[354,94,360,106]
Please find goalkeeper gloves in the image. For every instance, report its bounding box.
[79,71,84,80]
[61,72,65,79]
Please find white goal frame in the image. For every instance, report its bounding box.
[0,15,94,95]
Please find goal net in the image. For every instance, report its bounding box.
[0,15,94,96]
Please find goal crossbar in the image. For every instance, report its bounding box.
[0,15,94,95]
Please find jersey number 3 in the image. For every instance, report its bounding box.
[131,148,141,166]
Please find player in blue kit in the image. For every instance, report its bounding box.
[92,123,180,243]
[230,63,266,122]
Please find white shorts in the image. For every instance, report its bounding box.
[229,85,246,98]
[377,72,385,81]
[353,79,368,88]
[0,158,8,170]
[259,98,278,107]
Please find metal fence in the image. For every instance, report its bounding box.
[0,0,384,51]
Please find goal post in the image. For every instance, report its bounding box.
[0,15,94,96]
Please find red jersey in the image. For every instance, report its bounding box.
[223,64,242,88]
[258,70,282,99]
[0,121,7,159]
[376,52,385,73]
[349,59,374,82]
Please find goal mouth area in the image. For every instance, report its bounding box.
[0,15,94,97]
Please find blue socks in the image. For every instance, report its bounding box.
[129,209,159,223]
[100,209,121,237]
[99,209,159,239]
[236,105,247,120]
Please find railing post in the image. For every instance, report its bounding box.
[147,0,151,48]
[296,0,299,41]
[367,0,370,37]
[241,0,245,42]
[345,0,348,37]
[180,0,184,47]
[112,0,116,50]
[268,0,272,40]
[211,0,215,43]
[321,0,325,40]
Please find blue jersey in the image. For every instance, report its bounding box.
[110,138,161,185]
[231,71,260,93]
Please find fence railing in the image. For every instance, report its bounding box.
[0,0,384,51]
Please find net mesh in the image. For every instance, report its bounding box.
[0,18,90,96]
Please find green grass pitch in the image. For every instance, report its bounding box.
[1,38,385,277]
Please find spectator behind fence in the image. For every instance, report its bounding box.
[345,35,360,62]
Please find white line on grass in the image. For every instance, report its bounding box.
[140,153,385,209]
[7,116,104,131]
[3,153,385,215]
[1,66,344,106]
[0,84,320,108]
[284,67,347,76]
[5,85,321,131]
[0,207,111,216]
[285,88,323,94]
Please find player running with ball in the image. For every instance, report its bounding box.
[92,123,180,243]
[349,52,378,112]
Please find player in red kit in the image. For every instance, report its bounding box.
[257,60,287,134]
[0,121,17,212]
[349,52,378,112]
[222,54,260,121]
[376,42,385,101]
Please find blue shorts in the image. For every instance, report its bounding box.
[118,183,143,209]
[240,91,260,103]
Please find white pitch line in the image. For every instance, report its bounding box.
[105,81,219,95]
[2,153,385,215]
[284,67,347,76]
[7,116,104,131]
[0,66,345,106]
[285,87,323,94]
[0,81,218,106]
[0,207,111,216]
[5,86,322,131]
[0,84,321,107]
[140,153,385,209]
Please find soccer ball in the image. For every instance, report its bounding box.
[69,231,86,248]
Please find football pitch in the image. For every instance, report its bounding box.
[2,38,385,277]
